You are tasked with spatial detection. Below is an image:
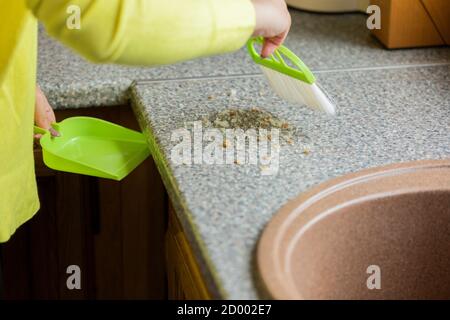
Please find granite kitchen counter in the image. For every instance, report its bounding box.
[131,65,450,299]
[38,10,450,108]
[37,9,450,299]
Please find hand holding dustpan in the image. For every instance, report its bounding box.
[34,117,151,181]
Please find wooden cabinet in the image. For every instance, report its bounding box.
[370,0,449,48]
[0,106,167,299]
[165,204,211,300]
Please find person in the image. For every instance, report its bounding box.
[0,0,291,242]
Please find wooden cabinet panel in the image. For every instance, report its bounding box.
[1,172,94,299]
[0,220,32,299]
[421,0,450,44]
[370,0,445,48]
[118,107,167,299]
[166,203,211,300]
[94,178,124,299]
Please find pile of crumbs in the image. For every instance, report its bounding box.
[200,107,300,145]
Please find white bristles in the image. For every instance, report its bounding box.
[260,66,336,115]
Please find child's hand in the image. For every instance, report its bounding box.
[252,0,291,58]
[35,85,59,138]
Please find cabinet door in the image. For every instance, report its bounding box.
[166,204,211,300]
[1,167,95,300]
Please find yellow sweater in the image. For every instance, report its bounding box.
[0,0,255,242]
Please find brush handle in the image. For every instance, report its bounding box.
[247,37,316,84]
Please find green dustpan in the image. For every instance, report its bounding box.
[35,117,151,181]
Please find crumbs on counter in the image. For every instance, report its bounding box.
[206,90,236,101]
[303,146,311,155]
[200,107,300,145]
[227,89,237,98]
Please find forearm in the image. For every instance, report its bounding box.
[27,0,255,65]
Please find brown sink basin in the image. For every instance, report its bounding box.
[258,160,450,299]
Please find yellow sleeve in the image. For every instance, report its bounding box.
[27,0,255,65]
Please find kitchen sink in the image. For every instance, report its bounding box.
[258,160,450,299]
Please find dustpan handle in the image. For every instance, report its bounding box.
[34,125,48,135]
[34,125,61,137]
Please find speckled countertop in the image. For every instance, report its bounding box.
[38,10,450,299]
[39,10,450,109]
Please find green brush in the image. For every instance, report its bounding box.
[247,37,335,115]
